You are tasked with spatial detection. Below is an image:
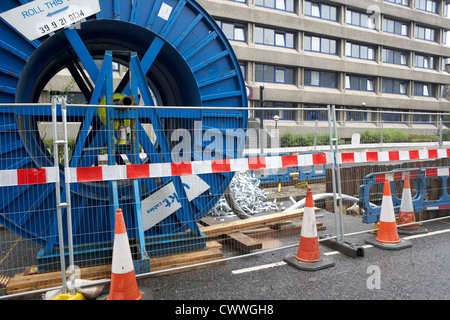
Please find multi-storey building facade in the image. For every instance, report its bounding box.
[199,0,450,137]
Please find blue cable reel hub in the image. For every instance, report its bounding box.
[0,0,248,272]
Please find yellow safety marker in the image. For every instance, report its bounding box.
[28,265,38,275]
[0,275,10,288]
[52,292,86,300]
[295,181,308,188]
[370,221,380,234]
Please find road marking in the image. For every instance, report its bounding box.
[231,228,450,275]
[402,228,450,240]
[232,261,287,274]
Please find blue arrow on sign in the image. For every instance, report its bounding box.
[47,6,69,17]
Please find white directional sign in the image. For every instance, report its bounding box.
[0,0,101,41]
[140,175,210,231]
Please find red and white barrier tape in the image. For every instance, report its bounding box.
[374,167,450,183]
[67,153,328,183]
[0,167,59,187]
[1,148,450,187]
[337,148,450,164]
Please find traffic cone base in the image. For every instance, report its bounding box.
[397,223,428,235]
[365,236,412,251]
[284,253,335,272]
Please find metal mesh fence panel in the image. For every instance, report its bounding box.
[2,103,450,299]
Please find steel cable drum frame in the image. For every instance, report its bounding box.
[0,0,248,266]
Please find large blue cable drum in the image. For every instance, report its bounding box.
[0,0,248,259]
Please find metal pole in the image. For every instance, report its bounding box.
[51,98,68,294]
[331,105,345,241]
[259,86,264,154]
[314,119,318,151]
[380,119,384,152]
[439,115,443,149]
[327,105,342,241]
[61,98,76,296]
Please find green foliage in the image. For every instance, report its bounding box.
[281,129,440,147]
[43,139,76,163]
[281,133,330,147]
[442,129,450,141]
[360,129,439,144]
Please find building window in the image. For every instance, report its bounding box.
[346,9,375,29]
[383,18,408,36]
[384,110,404,122]
[414,82,436,97]
[304,1,338,22]
[346,42,376,60]
[264,101,296,120]
[255,26,295,48]
[347,109,368,121]
[415,25,437,42]
[385,0,409,7]
[345,75,375,92]
[442,58,450,71]
[415,0,438,14]
[304,35,337,55]
[216,21,246,42]
[382,78,407,95]
[255,0,295,12]
[304,70,338,88]
[382,48,408,65]
[255,64,295,84]
[414,54,436,70]
[414,113,432,123]
[303,105,331,121]
[239,62,246,80]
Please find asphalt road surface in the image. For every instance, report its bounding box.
[138,218,450,304]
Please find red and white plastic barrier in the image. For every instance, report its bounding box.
[0,167,59,187]
[1,148,450,187]
[67,153,328,183]
[337,149,450,164]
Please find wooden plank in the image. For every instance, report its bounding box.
[199,208,317,238]
[200,217,263,253]
[6,264,111,295]
[224,233,262,253]
[151,247,226,276]
[6,242,224,295]
[150,246,223,269]
[243,222,326,238]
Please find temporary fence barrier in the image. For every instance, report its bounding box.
[1,103,450,299]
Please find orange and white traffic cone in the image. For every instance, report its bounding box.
[365,180,412,250]
[397,175,428,235]
[284,188,334,271]
[107,209,143,300]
